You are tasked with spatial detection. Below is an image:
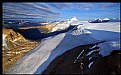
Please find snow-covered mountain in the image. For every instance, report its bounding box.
[89,18,102,23]
[102,18,110,22]
[103,18,110,21]
[51,17,81,32]
[51,21,70,32]
[5,20,120,74]
[108,18,120,22]
[89,18,120,23]
[70,17,78,21]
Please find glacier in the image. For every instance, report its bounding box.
[5,20,120,74]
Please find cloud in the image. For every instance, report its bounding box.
[98,3,119,8]
[32,3,50,9]
[50,3,74,9]
[3,2,120,19]
[84,8,90,10]
[25,14,40,16]
[3,2,60,19]
[28,3,60,15]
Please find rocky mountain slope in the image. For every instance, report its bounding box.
[2,28,39,73]
[42,43,120,74]
[2,28,25,50]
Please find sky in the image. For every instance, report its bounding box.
[2,2,120,21]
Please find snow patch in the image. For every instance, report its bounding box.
[86,49,99,56]
[88,61,94,68]
[89,57,92,61]
[89,45,97,50]
[2,34,7,47]
[74,49,84,63]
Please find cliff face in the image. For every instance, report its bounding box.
[2,28,25,50]
[3,28,25,42]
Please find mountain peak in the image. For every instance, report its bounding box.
[70,17,78,21]
[103,18,110,20]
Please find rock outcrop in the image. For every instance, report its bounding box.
[2,28,25,50]
[2,28,39,73]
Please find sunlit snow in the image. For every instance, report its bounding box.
[5,19,120,74]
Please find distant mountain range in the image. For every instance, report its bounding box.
[89,18,120,23]
[108,18,120,22]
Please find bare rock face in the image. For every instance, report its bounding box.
[2,28,25,50]
[2,28,39,73]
